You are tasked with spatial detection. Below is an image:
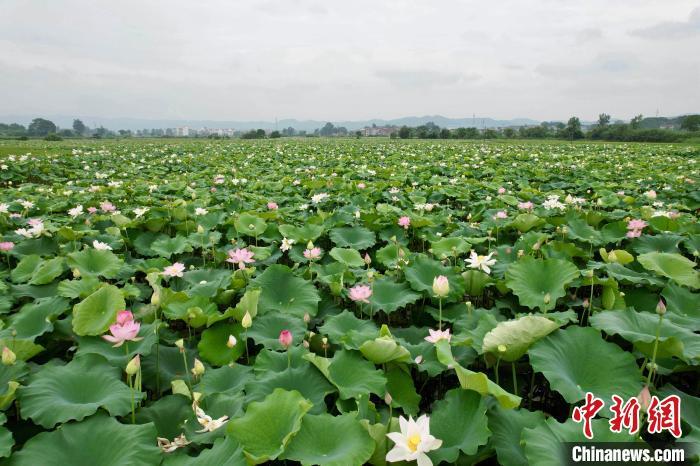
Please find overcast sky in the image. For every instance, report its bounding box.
[1,0,698,122]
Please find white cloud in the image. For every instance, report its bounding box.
[0,0,698,121]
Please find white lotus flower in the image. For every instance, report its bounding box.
[193,404,229,433]
[280,237,295,252]
[195,207,208,216]
[386,415,442,466]
[92,240,113,251]
[68,205,84,218]
[133,207,149,218]
[465,251,496,274]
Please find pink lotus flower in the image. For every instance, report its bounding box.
[626,219,647,238]
[357,182,366,189]
[267,202,278,210]
[303,247,322,260]
[493,211,508,219]
[102,310,142,347]
[226,248,255,269]
[100,201,116,213]
[644,190,657,199]
[518,201,534,210]
[349,284,372,303]
[425,328,452,344]
[0,242,14,252]
[163,262,185,278]
[638,385,652,412]
[398,216,411,229]
[279,330,293,348]
[498,187,506,194]
[87,207,98,214]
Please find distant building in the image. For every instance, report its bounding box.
[362,125,397,137]
[199,127,235,137]
[176,126,190,137]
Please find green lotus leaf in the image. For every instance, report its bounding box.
[163,436,246,466]
[505,256,579,312]
[428,389,490,464]
[151,235,192,258]
[462,269,493,296]
[19,354,138,428]
[8,414,160,466]
[198,322,245,366]
[228,388,312,464]
[305,350,387,400]
[282,413,375,466]
[0,339,43,362]
[245,365,335,414]
[482,315,560,361]
[57,276,101,299]
[489,404,545,466]
[246,313,306,350]
[196,365,253,397]
[566,218,603,244]
[141,345,198,395]
[522,418,637,466]
[590,309,699,362]
[633,234,683,255]
[359,335,412,364]
[435,340,520,409]
[528,327,643,407]
[603,262,664,286]
[318,311,378,350]
[4,297,69,339]
[66,249,123,279]
[72,284,126,336]
[134,394,192,439]
[329,247,365,268]
[430,236,470,259]
[511,213,545,233]
[404,255,465,301]
[0,425,12,458]
[235,213,267,237]
[163,294,218,328]
[599,248,634,265]
[10,255,42,283]
[8,254,62,286]
[329,226,376,249]
[385,367,420,416]
[251,265,320,318]
[278,223,324,243]
[637,252,700,288]
[230,287,261,321]
[369,278,421,314]
[662,282,700,327]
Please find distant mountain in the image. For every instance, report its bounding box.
[0,114,540,132]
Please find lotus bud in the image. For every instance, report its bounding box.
[303,313,311,324]
[384,392,393,405]
[432,275,450,298]
[226,335,237,348]
[72,268,81,278]
[364,253,372,265]
[302,340,310,348]
[414,355,423,364]
[125,354,140,376]
[322,337,328,347]
[465,301,473,315]
[151,290,161,306]
[241,311,252,329]
[638,385,651,412]
[279,330,293,348]
[308,331,316,339]
[543,293,551,304]
[390,235,397,242]
[2,347,16,366]
[175,338,185,352]
[191,358,205,377]
[306,241,314,249]
[197,225,204,233]
[517,249,524,257]
[656,299,666,315]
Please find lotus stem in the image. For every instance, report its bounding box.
[645,313,664,387]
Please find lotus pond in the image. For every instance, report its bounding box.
[0,138,698,465]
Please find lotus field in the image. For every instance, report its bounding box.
[0,138,698,465]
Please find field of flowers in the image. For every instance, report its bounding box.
[0,138,697,465]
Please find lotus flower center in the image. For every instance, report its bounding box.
[407,434,421,452]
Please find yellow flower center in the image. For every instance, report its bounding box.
[407,434,421,452]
